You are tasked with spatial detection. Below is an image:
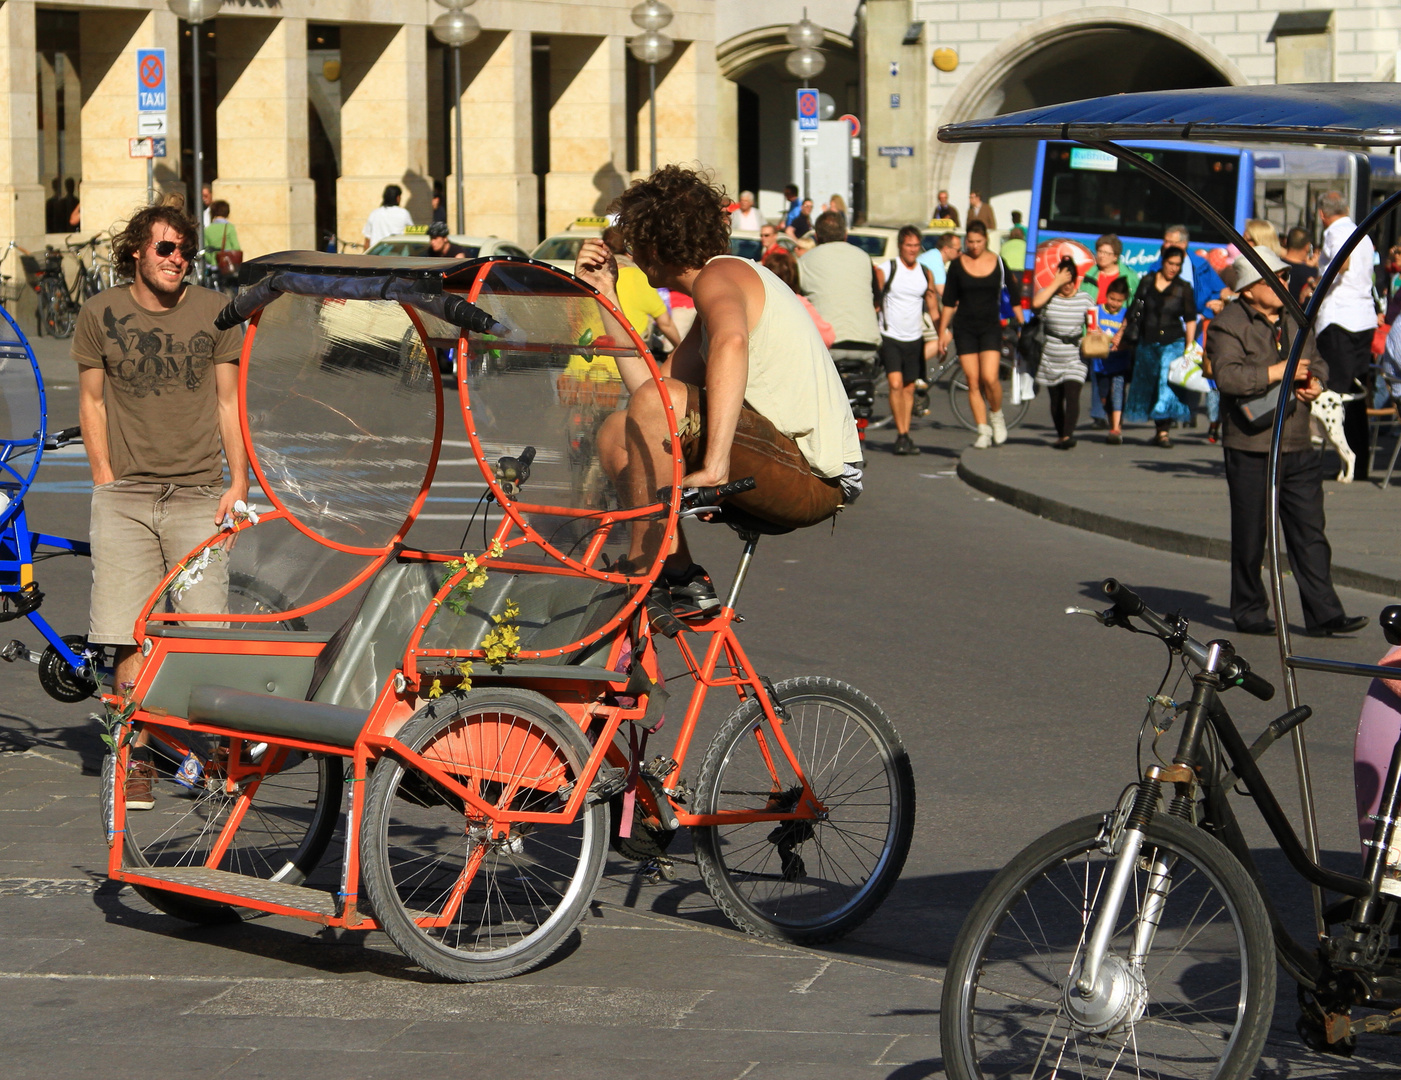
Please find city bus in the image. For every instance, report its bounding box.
[1023,139,1372,290]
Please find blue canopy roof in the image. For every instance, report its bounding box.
[938,83,1401,147]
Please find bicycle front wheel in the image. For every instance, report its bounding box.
[361,687,608,981]
[692,676,915,944]
[949,366,1030,432]
[941,813,1275,1080]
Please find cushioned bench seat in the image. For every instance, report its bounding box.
[188,685,369,748]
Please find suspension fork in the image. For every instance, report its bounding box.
[1076,660,1223,998]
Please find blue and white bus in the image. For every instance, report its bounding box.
[1023,140,1373,290]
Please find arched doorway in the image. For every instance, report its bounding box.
[932,10,1244,227]
[719,26,858,218]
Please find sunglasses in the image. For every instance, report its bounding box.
[153,239,193,259]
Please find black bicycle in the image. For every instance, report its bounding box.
[22,248,79,339]
[66,233,112,300]
[942,578,1401,1080]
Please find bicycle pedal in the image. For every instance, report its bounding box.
[639,755,677,784]
[644,589,684,638]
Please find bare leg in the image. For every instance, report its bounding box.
[111,644,152,750]
[978,350,1003,413]
[887,371,913,435]
[598,379,692,569]
[959,352,988,426]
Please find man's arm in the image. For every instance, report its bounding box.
[77,366,115,485]
[655,307,682,348]
[685,261,755,488]
[214,362,249,528]
[923,268,939,323]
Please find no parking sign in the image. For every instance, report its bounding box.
[137,49,166,112]
[796,88,819,132]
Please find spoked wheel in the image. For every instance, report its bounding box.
[692,676,915,944]
[941,813,1275,1080]
[361,687,608,982]
[949,366,1031,432]
[118,743,343,923]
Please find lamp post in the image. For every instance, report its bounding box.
[785,10,825,210]
[431,0,481,235]
[169,0,221,273]
[629,1,673,174]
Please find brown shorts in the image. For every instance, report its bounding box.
[674,383,844,530]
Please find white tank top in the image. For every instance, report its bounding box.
[698,256,861,478]
[878,258,930,342]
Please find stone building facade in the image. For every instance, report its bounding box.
[17,0,716,259]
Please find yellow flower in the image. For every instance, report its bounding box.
[426,678,443,699]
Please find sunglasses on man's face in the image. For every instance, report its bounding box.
[153,239,192,260]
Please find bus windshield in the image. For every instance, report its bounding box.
[1038,143,1241,246]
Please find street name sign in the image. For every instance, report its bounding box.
[877,145,914,168]
[129,137,167,159]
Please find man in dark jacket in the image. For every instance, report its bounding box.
[1207,250,1367,637]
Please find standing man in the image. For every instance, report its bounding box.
[797,210,881,356]
[730,191,762,231]
[1207,250,1366,638]
[1281,226,1319,301]
[73,204,246,806]
[966,190,996,230]
[781,184,802,230]
[362,184,414,251]
[931,190,959,225]
[1314,189,1377,480]
[200,182,212,228]
[875,226,939,455]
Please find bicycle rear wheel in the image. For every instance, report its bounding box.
[692,676,915,944]
[941,813,1275,1080]
[949,366,1030,432]
[118,745,342,923]
[361,687,608,981]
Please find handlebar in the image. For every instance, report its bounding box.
[1099,578,1275,701]
[45,426,81,450]
[681,476,756,511]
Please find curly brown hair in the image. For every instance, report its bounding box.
[112,204,196,278]
[611,166,730,271]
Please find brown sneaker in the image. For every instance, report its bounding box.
[125,760,158,811]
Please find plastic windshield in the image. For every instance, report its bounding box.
[0,307,45,529]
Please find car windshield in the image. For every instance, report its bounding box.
[846,235,886,256]
[730,236,762,260]
[367,241,422,256]
[533,237,586,262]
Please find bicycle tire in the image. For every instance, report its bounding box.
[941,812,1275,1080]
[692,676,915,944]
[228,571,309,632]
[361,687,608,981]
[948,367,1030,432]
[118,749,343,924]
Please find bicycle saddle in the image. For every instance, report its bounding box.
[712,505,794,537]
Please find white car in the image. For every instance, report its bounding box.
[844,227,901,266]
[366,228,530,259]
[531,217,609,272]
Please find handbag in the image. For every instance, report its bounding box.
[1235,382,1295,433]
[1016,317,1045,378]
[214,226,243,279]
[1167,343,1213,394]
[1081,330,1112,360]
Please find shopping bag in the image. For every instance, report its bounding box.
[1167,343,1213,394]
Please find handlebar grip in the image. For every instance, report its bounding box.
[1230,665,1276,702]
[694,476,757,506]
[52,426,81,445]
[1101,578,1144,617]
[214,301,244,331]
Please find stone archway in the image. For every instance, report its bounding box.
[930,8,1247,224]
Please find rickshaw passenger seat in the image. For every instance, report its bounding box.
[189,684,369,749]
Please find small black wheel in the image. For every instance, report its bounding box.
[361,687,608,981]
[692,676,915,944]
[38,634,99,702]
[941,813,1276,1080]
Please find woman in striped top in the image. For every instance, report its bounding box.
[1031,256,1093,449]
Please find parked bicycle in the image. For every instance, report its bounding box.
[66,233,113,300]
[21,247,80,339]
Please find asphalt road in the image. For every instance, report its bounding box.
[4,341,1401,1077]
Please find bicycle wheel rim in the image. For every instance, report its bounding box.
[702,691,906,932]
[954,825,1256,1080]
[371,706,602,964]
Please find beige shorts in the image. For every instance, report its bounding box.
[89,482,229,646]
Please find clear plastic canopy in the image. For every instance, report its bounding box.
[0,307,45,530]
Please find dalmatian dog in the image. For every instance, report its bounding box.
[1310,388,1363,482]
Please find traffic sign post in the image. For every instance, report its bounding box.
[796,88,820,205]
[137,48,166,208]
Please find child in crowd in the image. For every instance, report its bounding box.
[1095,276,1132,444]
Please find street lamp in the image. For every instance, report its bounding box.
[431,0,481,236]
[169,0,221,270]
[785,10,826,210]
[629,1,673,174]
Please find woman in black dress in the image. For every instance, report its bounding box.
[936,220,1023,447]
[1116,246,1196,447]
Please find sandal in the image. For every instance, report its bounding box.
[1154,431,1173,449]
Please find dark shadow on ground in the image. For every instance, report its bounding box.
[0,707,107,773]
[1128,456,1226,480]
[1076,579,1236,631]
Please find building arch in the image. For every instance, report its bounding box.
[930,8,1248,224]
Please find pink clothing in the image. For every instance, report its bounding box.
[798,294,836,347]
[1353,646,1401,847]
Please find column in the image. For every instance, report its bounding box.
[79,9,182,234]
[651,41,716,175]
[215,16,314,257]
[444,30,535,246]
[713,74,738,197]
[545,35,625,236]
[0,1,45,246]
[863,0,927,226]
[338,24,429,246]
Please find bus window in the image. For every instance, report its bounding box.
[1038,144,1240,245]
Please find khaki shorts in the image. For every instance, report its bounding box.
[89,482,229,646]
[674,383,844,530]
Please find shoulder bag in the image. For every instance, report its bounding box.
[214,225,243,280]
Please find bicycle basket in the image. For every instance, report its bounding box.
[18,254,42,286]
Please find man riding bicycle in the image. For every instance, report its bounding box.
[574,166,862,614]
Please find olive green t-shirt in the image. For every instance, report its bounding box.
[71,284,243,485]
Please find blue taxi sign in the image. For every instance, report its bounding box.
[137,49,166,112]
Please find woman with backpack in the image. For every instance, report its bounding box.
[936,220,1023,448]
[874,225,940,455]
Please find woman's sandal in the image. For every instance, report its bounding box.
[1154,431,1173,449]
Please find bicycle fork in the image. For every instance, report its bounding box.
[1073,655,1225,1018]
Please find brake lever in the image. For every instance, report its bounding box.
[677,504,723,519]
[1065,606,1110,625]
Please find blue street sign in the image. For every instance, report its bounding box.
[796,88,819,132]
[137,49,166,112]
